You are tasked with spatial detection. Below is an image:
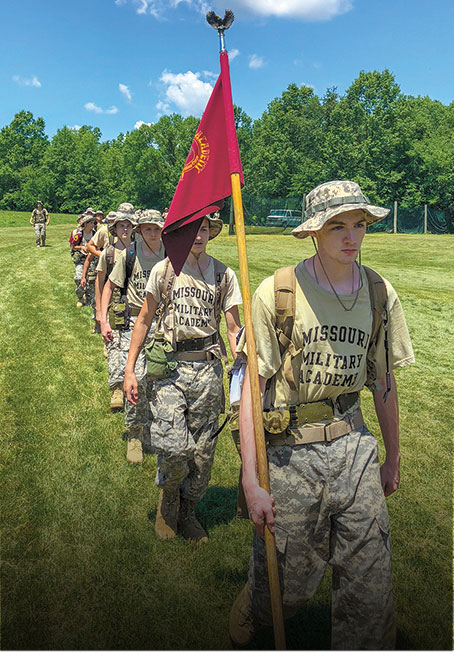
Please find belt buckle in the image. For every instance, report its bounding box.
[324,424,332,442]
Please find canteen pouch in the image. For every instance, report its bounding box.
[109,302,127,330]
[145,337,177,379]
[71,250,84,265]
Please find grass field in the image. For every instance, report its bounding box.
[1,214,453,650]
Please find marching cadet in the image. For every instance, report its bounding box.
[100,210,165,464]
[96,213,135,409]
[123,215,242,544]
[87,203,136,260]
[30,201,49,247]
[71,214,96,308]
[229,180,415,649]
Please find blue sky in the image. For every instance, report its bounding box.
[1,0,453,142]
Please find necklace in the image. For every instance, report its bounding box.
[313,254,362,312]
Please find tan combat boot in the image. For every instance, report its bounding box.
[110,385,124,411]
[229,583,259,647]
[155,489,179,540]
[126,438,143,464]
[76,301,83,308]
[178,497,208,545]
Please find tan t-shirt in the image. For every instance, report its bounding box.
[91,224,110,250]
[96,242,125,275]
[109,241,165,309]
[238,261,414,407]
[145,257,242,343]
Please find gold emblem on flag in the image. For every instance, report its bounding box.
[181,130,210,178]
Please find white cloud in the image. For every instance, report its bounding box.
[84,102,119,114]
[69,125,82,131]
[229,48,240,61]
[159,70,213,117]
[115,0,352,21]
[234,0,352,20]
[13,75,41,88]
[249,54,265,70]
[134,120,153,129]
[119,83,132,102]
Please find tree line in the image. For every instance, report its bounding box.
[1,69,453,219]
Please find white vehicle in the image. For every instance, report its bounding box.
[265,209,303,227]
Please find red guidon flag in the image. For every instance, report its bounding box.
[161,50,244,275]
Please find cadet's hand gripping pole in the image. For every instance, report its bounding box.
[208,10,286,649]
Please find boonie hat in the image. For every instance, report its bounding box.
[292,180,390,239]
[204,212,223,240]
[117,202,135,214]
[80,214,96,227]
[85,207,95,215]
[94,209,104,217]
[106,211,117,222]
[109,213,136,234]
[135,210,164,228]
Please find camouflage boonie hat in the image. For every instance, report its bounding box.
[117,202,135,214]
[109,213,136,234]
[36,200,43,205]
[205,212,223,240]
[85,207,95,215]
[106,211,117,222]
[94,209,104,217]
[80,214,96,227]
[292,180,390,239]
[135,209,164,228]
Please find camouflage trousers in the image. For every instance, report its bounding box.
[248,424,395,650]
[106,316,154,445]
[148,358,224,501]
[34,223,46,245]
[74,262,86,301]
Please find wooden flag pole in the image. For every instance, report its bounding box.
[230,171,286,650]
[206,11,286,647]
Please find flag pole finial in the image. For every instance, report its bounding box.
[206,9,234,52]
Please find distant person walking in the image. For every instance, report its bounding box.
[30,201,49,247]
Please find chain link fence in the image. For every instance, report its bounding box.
[225,194,453,234]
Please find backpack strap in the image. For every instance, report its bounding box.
[213,258,230,370]
[123,241,137,297]
[213,258,229,325]
[155,257,176,332]
[363,266,391,401]
[105,243,116,279]
[274,266,300,391]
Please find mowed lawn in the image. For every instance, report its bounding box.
[1,214,452,650]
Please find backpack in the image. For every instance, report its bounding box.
[273,264,391,399]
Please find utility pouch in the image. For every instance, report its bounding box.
[71,250,84,265]
[109,302,127,330]
[145,336,177,379]
[262,407,291,435]
[87,267,97,282]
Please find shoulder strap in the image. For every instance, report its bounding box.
[155,257,176,332]
[274,266,299,391]
[213,258,229,325]
[274,265,296,357]
[105,244,116,278]
[123,241,137,296]
[363,266,391,400]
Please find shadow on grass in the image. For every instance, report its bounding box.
[146,486,238,531]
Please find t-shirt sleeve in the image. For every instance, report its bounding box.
[223,268,243,312]
[237,276,282,380]
[108,250,127,288]
[373,279,415,378]
[96,250,107,274]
